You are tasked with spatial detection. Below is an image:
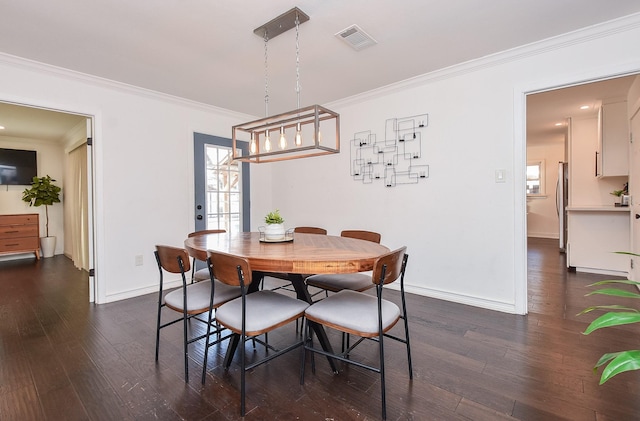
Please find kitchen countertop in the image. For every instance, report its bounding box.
[566,205,630,212]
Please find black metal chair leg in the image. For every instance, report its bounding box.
[183,308,189,382]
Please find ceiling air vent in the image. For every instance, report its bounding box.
[335,24,377,51]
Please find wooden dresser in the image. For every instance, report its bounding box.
[0,213,40,259]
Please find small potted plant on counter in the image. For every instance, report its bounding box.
[610,182,629,206]
[22,175,61,258]
[264,209,285,240]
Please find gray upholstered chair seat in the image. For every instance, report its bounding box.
[164,280,241,312]
[304,289,400,336]
[216,291,309,336]
[305,272,373,293]
[193,267,211,282]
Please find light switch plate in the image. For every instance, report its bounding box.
[495,169,506,183]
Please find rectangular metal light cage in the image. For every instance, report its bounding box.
[232,104,340,163]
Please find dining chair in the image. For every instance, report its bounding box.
[187,229,226,282]
[204,250,309,417]
[154,245,241,382]
[300,247,412,421]
[294,226,328,235]
[305,229,381,295]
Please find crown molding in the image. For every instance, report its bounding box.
[0,51,254,121]
[328,12,640,110]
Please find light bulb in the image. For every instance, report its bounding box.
[264,131,272,151]
[250,133,257,154]
[295,123,302,146]
[279,126,287,149]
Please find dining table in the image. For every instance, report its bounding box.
[184,231,390,371]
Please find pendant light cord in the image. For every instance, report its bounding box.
[264,29,269,117]
[295,13,301,110]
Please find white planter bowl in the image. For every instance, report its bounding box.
[264,223,285,240]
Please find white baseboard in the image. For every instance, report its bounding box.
[103,278,182,303]
[527,232,559,239]
[386,283,519,314]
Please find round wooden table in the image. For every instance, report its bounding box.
[184,231,390,371]
[184,231,390,276]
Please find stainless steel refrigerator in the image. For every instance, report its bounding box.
[557,162,569,252]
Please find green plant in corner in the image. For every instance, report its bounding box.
[579,251,640,384]
[21,175,61,237]
[264,209,284,225]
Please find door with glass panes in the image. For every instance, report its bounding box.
[193,133,250,236]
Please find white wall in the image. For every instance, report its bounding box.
[0,57,262,302]
[267,15,640,313]
[0,136,65,257]
[0,14,639,313]
[526,137,564,238]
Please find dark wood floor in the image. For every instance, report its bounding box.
[1,238,640,420]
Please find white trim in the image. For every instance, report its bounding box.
[398,284,518,314]
[103,278,183,304]
[0,51,255,121]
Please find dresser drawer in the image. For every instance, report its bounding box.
[0,214,39,225]
[0,224,39,239]
[0,237,39,251]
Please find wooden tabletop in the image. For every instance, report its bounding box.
[184,232,390,275]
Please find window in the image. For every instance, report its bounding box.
[205,144,242,233]
[526,161,545,196]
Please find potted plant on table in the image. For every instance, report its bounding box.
[579,252,640,384]
[21,175,61,258]
[264,209,285,240]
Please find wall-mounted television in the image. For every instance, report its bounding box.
[0,148,38,185]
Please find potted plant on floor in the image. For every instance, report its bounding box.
[579,252,640,384]
[264,209,285,240]
[22,175,61,258]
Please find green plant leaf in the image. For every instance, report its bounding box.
[613,251,640,257]
[583,312,640,334]
[598,350,640,384]
[264,209,284,224]
[577,305,639,316]
[586,288,640,299]
[588,279,640,287]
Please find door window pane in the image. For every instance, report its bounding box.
[205,144,242,233]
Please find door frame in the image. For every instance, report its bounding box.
[0,98,98,302]
[516,61,640,315]
[193,132,250,233]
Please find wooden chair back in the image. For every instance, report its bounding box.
[341,229,381,244]
[208,251,252,288]
[294,226,327,235]
[187,229,226,238]
[155,245,190,274]
[187,229,226,261]
[372,247,407,286]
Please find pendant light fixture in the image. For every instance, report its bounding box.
[232,7,340,163]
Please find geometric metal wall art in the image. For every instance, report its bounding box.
[350,113,429,187]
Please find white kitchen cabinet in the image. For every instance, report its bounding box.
[566,207,630,275]
[596,101,629,177]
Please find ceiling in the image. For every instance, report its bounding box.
[0,1,639,143]
[526,74,638,143]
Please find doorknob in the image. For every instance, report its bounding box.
[636,214,640,219]
[197,215,203,220]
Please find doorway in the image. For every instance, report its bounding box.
[524,73,639,312]
[0,101,96,300]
